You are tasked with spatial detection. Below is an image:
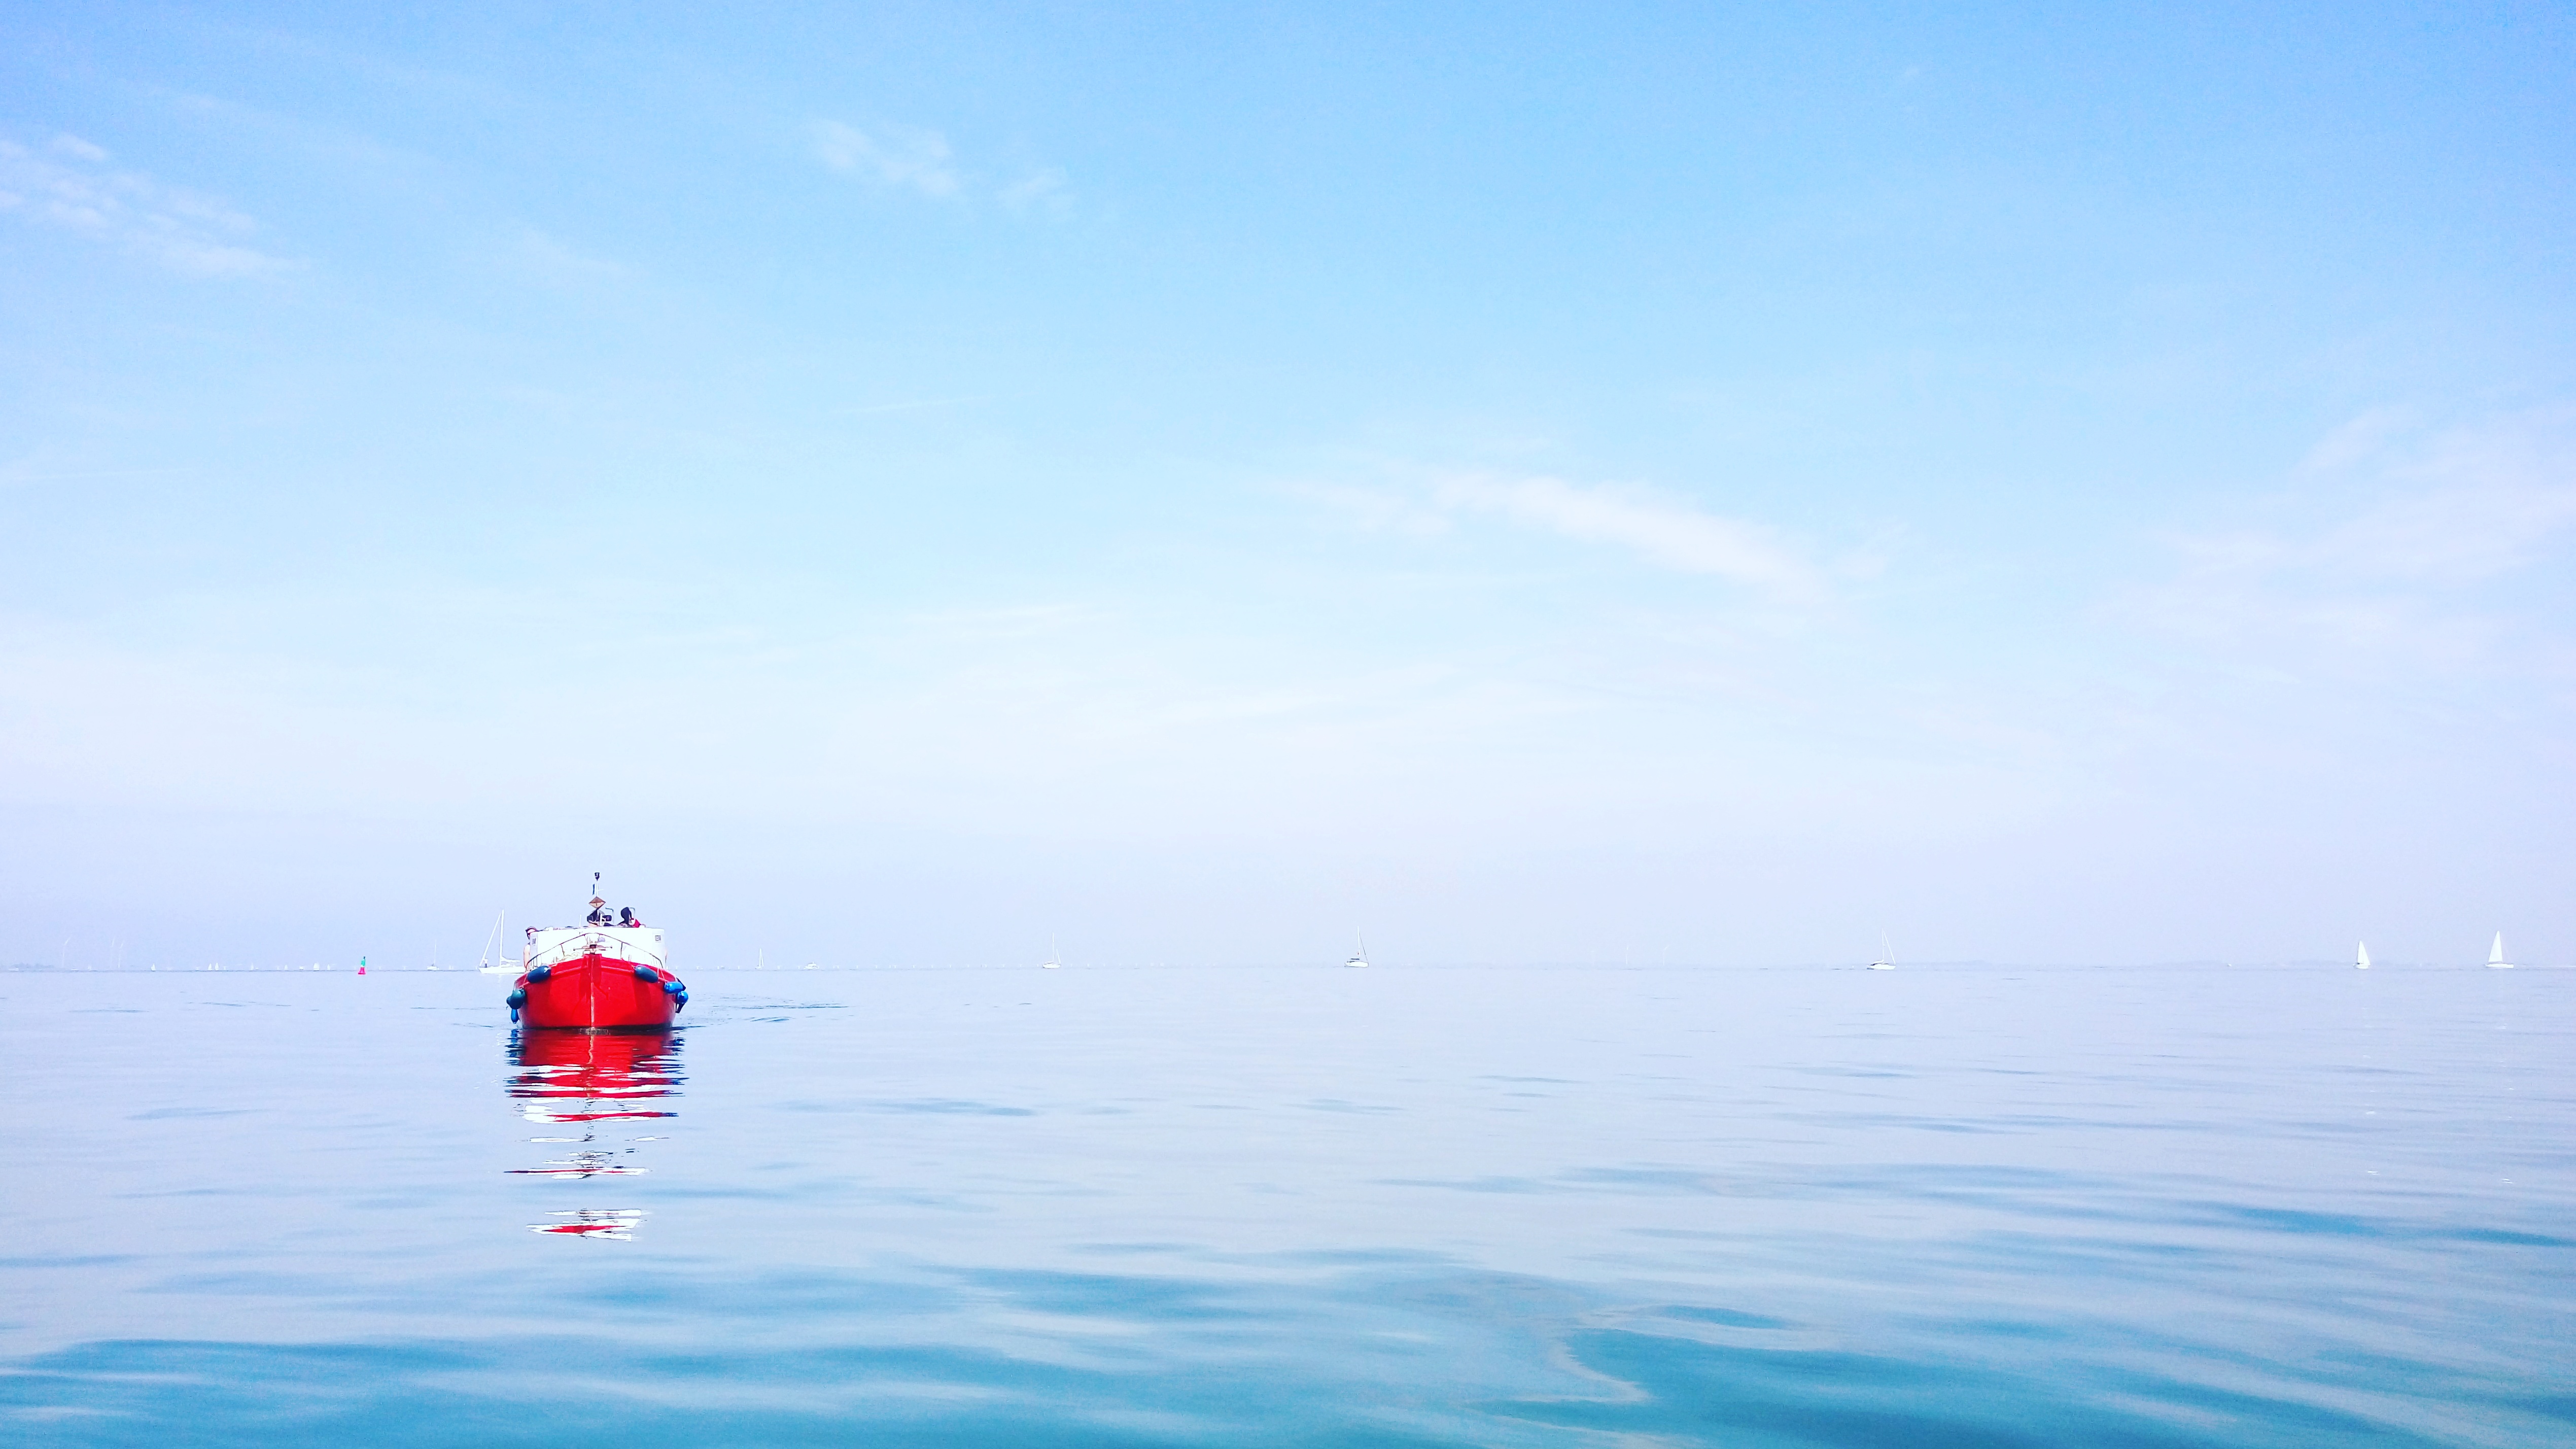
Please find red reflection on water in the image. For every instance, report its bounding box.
[507,1029,682,1123]
[507,1033,682,1207]
[531,1209,646,1239]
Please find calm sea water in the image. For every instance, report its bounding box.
[2,964,2568,1446]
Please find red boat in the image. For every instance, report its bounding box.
[507,879,688,1030]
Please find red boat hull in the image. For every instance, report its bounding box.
[514,952,679,1030]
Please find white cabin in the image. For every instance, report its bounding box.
[526,926,667,973]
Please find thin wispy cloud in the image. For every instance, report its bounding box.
[0,134,293,277]
[2308,412,2576,583]
[809,120,1070,215]
[1432,473,1825,601]
[509,228,636,285]
[1294,482,1453,538]
[1312,469,1829,605]
[998,166,1071,216]
[840,395,991,417]
[2128,408,2576,671]
[810,120,961,198]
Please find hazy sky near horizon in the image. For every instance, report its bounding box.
[4,2,2572,969]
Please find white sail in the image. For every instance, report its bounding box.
[478,910,518,974]
[1345,930,1369,969]
[2488,932,2513,969]
[2355,942,2370,970]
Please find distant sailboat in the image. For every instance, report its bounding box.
[477,911,517,974]
[2355,942,2371,971]
[1042,938,1060,970]
[2488,933,2514,970]
[1868,932,1896,971]
[1345,931,1369,969]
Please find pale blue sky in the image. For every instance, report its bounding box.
[4,3,2571,969]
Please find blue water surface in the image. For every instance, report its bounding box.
[2,964,2568,1446]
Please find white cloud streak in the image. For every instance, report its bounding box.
[510,228,635,285]
[809,120,1071,215]
[2130,408,2576,672]
[998,166,1071,215]
[0,134,292,277]
[809,120,961,197]
[1301,469,1832,607]
[1406,471,1827,604]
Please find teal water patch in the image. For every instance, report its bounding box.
[1487,1326,2448,1448]
[1,1269,1612,1447]
[4,1271,2522,1449]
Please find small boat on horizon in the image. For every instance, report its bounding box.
[1868,932,1896,970]
[507,874,688,1030]
[1345,930,1369,969]
[2356,942,2371,971]
[478,910,519,974]
[2487,933,2514,970]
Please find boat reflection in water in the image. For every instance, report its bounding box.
[506,1029,684,1239]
